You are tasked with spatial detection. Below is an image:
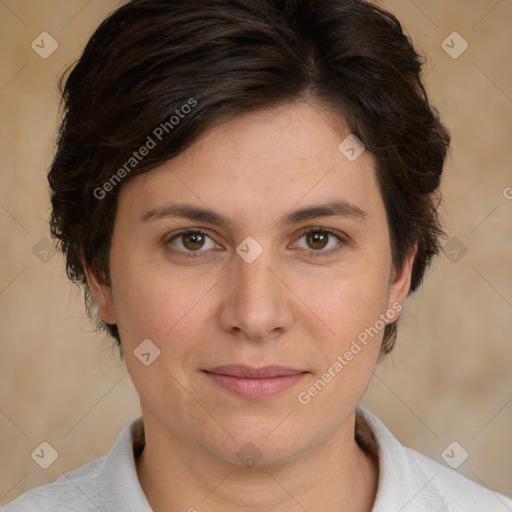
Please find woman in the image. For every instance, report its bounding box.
[6,0,512,510]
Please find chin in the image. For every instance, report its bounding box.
[202,416,312,469]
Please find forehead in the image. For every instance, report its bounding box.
[118,102,384,227]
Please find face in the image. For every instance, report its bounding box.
[87,102,413,466]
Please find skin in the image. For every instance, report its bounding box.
[85,101,415,512]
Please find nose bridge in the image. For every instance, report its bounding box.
[218,246,294,340]
[237,255,275,301]
[235,243,281,308]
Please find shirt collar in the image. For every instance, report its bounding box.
[99,417,153,511]
[359,408,446,511]
[98,409,446,511]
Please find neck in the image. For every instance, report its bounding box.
[136,410,379,512]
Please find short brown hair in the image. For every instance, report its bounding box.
[49,0,450,352]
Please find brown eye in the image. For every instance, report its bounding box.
[169,231,216,252]
[306,231,329,250]
[294,229,343,254]
[182,232,206,250]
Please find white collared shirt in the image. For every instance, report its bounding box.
[5,409,512,511]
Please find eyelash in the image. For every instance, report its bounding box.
[165,228,346,258]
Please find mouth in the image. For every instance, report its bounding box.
[202,365,309,399]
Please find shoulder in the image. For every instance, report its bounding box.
[409,447,512,510]
[3,456,106,512]
[4,417,149,512]
[358,408,512,511]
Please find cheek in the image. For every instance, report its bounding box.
[298,262,391,346]
[291,253,391,406]
[110,263,213,417]
[318,281,387,375]
[108,257,223,392]
[109,255,209,341]
[294,274,387,423]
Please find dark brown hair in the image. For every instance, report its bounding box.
[49,0,450,352]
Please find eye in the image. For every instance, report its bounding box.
[168,230,218,252]
[293,229,343,253]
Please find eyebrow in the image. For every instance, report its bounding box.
[140,200,367,227]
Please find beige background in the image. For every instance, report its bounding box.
[1,0,511,506]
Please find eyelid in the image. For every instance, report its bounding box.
[165,227,347,257]
[166,228,223,255]
[290,227,347,255]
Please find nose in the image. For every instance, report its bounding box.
[217,250,295,343]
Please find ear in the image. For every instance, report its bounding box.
[387,244,416,316]
[81,258,116,325]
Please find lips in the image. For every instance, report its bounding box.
[203,365,308,399]
[206,365,306,378]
